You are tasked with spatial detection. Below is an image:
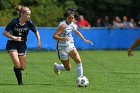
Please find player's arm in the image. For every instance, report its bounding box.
[27,21,41,48]
[3,31,21,41]
[53,24,67,42]
[74,29,93,45]
[35,31,41,48]
[3,19,21,41]
[128,37,140,57]
[129,37,140,50]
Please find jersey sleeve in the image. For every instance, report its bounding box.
[72,22,77,30]
[5,19,15,32]
[27,20,38,33]
[58,22,64,27]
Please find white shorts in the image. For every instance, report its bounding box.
[57,43,75,60]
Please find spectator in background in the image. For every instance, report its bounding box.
[113,16,124,28]
[129,18,137,28]
[95,17,104,27]
[77,15,91,29]
[102,16,112,28]
[122,16,129,28]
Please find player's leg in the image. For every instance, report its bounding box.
[54,60,71,75]
[69,48,83,77]
[9,51,23,85]
[6,41,24,85]
[16,42,27,84]
[54,46,70,74]
[6,41,23,85]
[16,55,26,85]
[61,60,71,71]
[19,55,26,70]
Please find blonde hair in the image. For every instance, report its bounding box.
[15,5,30,14]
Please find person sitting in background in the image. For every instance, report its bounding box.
[128,18,137,28]
[95,18,104,27]
[122,16,129,28]
[77,15,91,29]
[113,16,124,28]
[102,16,112,28]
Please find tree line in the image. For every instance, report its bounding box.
[0,0,139,27]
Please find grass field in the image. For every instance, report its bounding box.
[0,50,140,93]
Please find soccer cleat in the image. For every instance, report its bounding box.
[18,82,23,85]
[54,63,60,75]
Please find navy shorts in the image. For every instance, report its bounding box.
[6,40,27,56]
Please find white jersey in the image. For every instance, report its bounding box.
[57,20,77,46]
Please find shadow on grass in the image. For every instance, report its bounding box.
[0,83,53,86]
[111,72,140,74]
[0,83,75,86]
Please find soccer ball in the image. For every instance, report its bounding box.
[76,76,89,87]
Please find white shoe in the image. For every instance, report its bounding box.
[54,63,60,75]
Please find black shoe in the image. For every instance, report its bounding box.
[18,82,23,85]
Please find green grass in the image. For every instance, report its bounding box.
[0,50,140,93]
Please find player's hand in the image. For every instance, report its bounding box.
[61,37,68,42]
[37,41,41,48]
[13,36,22,41]
[128,48,133,57]
[84,39,93,45]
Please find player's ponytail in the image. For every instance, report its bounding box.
[15,5,30,14]
[15,5,23,14]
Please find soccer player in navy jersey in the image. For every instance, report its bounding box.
[3,5,41,85]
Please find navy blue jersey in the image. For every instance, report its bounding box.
[5,18,37,41]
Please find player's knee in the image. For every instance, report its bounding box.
[74,59,81,63]
[14,64,21,69]
[20,66,26,70]
[20,68,25,70]
[73,53,77,57]
[66,68,71,71]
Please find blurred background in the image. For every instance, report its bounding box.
[0,0,140,50]
[0,0,140,27]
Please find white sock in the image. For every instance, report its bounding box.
[56,64,65,71]
[77,63,83,77]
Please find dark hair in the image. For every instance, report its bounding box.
[64,8,79,20]
[67,8,76,12]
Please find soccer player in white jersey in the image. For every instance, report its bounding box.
[52,8,93,78]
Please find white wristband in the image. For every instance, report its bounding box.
[12,36,17,41]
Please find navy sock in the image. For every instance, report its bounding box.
[13,67,22,84]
